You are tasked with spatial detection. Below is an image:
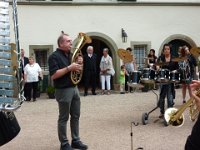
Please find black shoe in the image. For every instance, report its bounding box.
[71,140,88,150]
[84,93,88,96]
[60,143,73,150]
[33,99,36,102]
[159,113,164,119]
[120,92,125,94]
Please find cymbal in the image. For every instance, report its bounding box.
[117,48,133,63]
[190,47,200,57]
[172,57,187,62]
[154,62,169,66]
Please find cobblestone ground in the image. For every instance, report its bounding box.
[0,88,195,150]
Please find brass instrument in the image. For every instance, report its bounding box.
[70,32,92,84]
[164,90,200,127]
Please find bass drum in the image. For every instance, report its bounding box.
[0,111,20,146]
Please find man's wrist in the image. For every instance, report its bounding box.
[66,66,71,72]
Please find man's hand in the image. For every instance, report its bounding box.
[190,80,200,112]
[68,63,83,72]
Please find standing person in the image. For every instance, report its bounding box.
[124,47,137,93]
[20,49,29,76]
[185,80,200,150]
[20,49,29,100]
[100,48,114,95]
[147,49,157,69]
[181,46,198,103]
[83,46,97,96]
[119,65,126,94]
[24,56,43,102]
[157,44,178,118]
[48,33,88,150]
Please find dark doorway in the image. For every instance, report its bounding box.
[168,39,191,57]
[80,38,113,90]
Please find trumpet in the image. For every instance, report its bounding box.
[164,89,200,127]
[70,32,91,84]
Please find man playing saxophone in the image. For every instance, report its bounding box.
[185,80,200,150]
[48,32,88,150]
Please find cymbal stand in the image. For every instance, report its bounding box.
[130,121,144,150]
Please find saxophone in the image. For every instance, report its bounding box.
[164,89,200,127]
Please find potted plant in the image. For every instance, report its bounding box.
[47,85,55,99]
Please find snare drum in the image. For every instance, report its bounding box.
[157,69,170,83]
[130,71,141,84]
[141,68,156,83]
[170,70,180,83]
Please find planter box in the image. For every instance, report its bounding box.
[47,93,55,99]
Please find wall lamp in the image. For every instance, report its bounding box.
[121,28,128,43]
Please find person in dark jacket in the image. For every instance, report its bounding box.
[20,49,29,100]
[157,44,178,118]
[83,46,97,96]
[185,80,200,150]
[48,32,88,150]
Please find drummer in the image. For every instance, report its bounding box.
[157,44,179,118]
[147,49,157,70]
[124,47,137,93]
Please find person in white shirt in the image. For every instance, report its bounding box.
[100,48,115,95]
[24,56,43,101]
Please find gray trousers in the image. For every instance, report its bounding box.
[55,86,80,146]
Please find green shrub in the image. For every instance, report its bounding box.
[47,86,55,94]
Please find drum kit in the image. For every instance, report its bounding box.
[117,48,192,86]
[117,48,196,125]
[126,60,191,86]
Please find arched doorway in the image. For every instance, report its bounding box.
[81,38,113,89]
[159,34,197,56]
[73,32,119,92]
[169,39,191,57]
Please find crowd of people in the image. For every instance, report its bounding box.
[19,32,199,150]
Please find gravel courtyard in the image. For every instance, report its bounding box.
[0,88,195,150]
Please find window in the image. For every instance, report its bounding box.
[133,44,147,69]
[131,41,151,69]
[34,49,48,71]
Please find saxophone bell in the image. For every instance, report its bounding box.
[164,107,185,127]
[164,90,200,127]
